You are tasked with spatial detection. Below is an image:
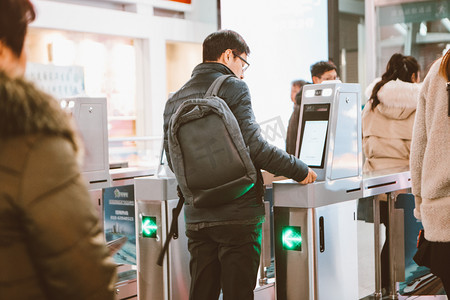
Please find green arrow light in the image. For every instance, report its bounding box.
[142,216,157,238]
[282,226,302,251]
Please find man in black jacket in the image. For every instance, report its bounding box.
[163,29,316,300]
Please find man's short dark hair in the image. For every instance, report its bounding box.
[0,0,35,58]
[310,61,337,78]
[203,30,250,62]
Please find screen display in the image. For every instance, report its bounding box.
[299,120,328,167]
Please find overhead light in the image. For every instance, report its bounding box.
[394,23,407,36]
[419,22,427,36]
[441,18,450,33]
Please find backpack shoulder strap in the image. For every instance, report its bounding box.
[205,74,234,97]
[156,185,185,266]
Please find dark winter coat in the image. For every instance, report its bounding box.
[163,63,309,224]
[0,72,116,299]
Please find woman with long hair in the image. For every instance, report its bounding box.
[363,53,421,171]
[361,53,422,294]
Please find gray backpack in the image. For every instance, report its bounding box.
[167,74,257,208]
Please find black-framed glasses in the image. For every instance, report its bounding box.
[233,52,250,72]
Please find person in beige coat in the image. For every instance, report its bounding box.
[0,1,116,299]
[361,53,421,293]
[363,54,421,172]
[411,49,450,295]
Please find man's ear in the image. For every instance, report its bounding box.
[312,76,320,84]
[0,41,6,56]
[217,49,233,65]
[0,41,25,77]
[223,49,233,63]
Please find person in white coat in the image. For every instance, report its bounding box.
[363,54,421,172]
[411,49,450,295]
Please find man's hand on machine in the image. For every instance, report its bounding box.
[298,168,317,184]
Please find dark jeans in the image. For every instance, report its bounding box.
[186,223,262,300]
[441,276,450,296]
[427,241,450,295]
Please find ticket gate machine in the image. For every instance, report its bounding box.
[273,82,363,300]
[134,176,190,300]
[134,155,276,299]
[60,97,111,190]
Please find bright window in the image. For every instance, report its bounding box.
[25,28,147,166]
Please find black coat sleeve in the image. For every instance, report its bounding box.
[163,99,174,171]
[221,77,309,182]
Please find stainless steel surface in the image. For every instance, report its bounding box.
[274,207,313,300]
[135,176,189,300]
[276,81,411,300]
[273,177,362,208]
[361,168,411,299]
[373,196,382,299]
[110,167,155,187]
[299,83,362,182]
[63,97,111,189]
[315,200,358,300]
[262,201,272,268]
[274,202,358,300]
[259,201,271,284]
[274,83,362,299]
[115,280,137,300]
[362,168,411,197]
[274,169,412,300]
[330,91,360,180]
[254,282,275,300]
[166,199,190,300]
[135,199,167,300]
[134,176,178,201]
[115,264,137,300]
[388,193,405,300]
[392,208,405,284]
[88,189,103,226]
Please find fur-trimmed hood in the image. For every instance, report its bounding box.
[365,78,422,120]
[0,71,80,153]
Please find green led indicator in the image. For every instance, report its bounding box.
[142,216,157,238]
[282,226,302,251]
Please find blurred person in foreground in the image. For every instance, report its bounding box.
[411,49,450,295]
[0,0,116,299]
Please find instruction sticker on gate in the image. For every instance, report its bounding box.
[103,185,136,265]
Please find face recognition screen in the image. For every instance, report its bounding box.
[298,104,330,168]
[299,121,328,166]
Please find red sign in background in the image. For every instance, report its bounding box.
[169,0,191,4]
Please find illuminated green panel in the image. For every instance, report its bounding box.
[282,226,302,251]
[142,216,157,238]
[235,183,255,198]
